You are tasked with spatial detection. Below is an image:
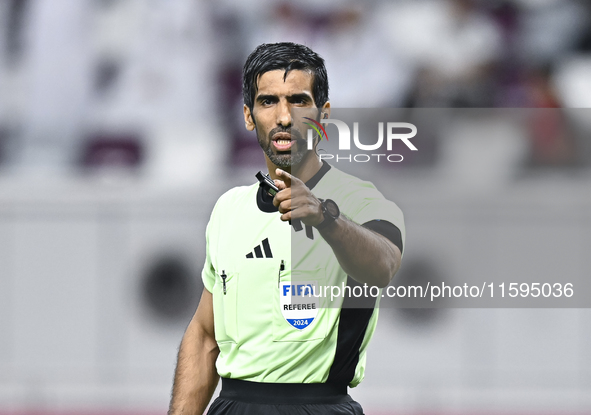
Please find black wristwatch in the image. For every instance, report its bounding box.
[315,199,340,230]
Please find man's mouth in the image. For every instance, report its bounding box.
[272,133,294,151]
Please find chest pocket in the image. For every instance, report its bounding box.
[273,267,329,342]
[212,269,239,343]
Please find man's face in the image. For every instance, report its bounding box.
[244,69,320,168]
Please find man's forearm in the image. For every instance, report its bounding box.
[319,216,401,288]
[169,316,220,414]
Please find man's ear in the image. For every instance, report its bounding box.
[321,101,331,120]
[244,105,255,131]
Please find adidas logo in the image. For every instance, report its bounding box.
[246,238,273,259]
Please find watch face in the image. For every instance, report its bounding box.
[325,200,339,218]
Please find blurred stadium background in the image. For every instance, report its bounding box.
[1,0,591,413]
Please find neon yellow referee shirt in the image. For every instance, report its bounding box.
[202,162,405,387]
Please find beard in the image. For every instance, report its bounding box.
[257,125,308,168]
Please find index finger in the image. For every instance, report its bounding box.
[275,168,292,188]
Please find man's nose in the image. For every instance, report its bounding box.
[276,101,291,127]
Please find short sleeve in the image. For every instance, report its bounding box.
[201,195,225,293]
[346,185,406,255]
[201,217,216,293]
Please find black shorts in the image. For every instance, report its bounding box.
[207,378,365,415]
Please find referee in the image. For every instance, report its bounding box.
[169,42,405,415]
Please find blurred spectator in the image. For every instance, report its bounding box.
[248,3,314,51]
[378,0,503,107]
[2,0,30,66]
[514,0,589,68]
[554,56,591,108]
[524,65,561,108]
[314,5,413,107]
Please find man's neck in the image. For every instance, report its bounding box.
[266,155,323,183]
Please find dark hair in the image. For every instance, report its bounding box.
[242,42,329,111]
